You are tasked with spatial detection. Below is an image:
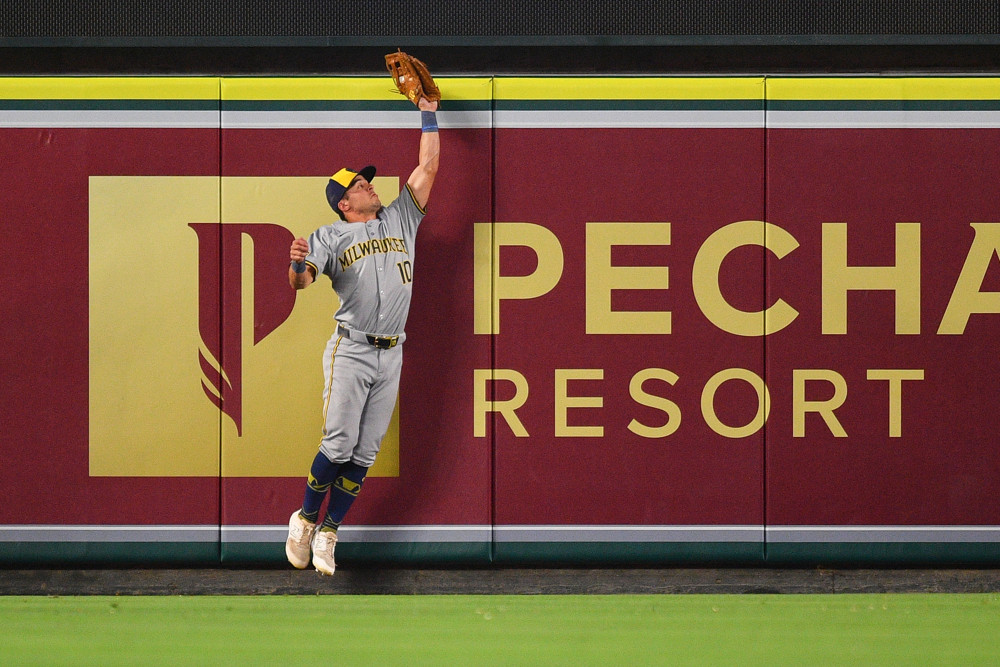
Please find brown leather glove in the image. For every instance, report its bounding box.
[385,50,442,106]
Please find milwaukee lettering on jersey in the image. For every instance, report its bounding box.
[338,236,408,271]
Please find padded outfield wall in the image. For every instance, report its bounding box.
[1,75,999,566]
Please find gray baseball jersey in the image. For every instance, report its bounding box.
[305,184,424,336]
[303,185,425,466]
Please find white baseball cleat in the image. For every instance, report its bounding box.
[312,529,338,576]
[285,511,317,570]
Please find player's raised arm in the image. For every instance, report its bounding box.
[385,50,441,211]
[407,97,440,210]
[289,236,315,289]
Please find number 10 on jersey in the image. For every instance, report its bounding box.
[396,260,413,285]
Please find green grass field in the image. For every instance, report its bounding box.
[2,594,998,665]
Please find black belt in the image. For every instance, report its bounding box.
[338,324,399,349]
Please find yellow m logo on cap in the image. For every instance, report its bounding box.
[331,168,358,187]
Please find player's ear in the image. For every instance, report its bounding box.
[338,198,350,215]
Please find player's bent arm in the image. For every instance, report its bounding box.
[407,98,440,211]
[289,236,315,289]
[289,264,315,290]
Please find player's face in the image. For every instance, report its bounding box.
[342,177,381,216]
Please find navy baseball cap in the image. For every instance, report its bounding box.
[326,165,376,211]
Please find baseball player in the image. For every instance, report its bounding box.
[284,93,440,575]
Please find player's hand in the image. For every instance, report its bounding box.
[418,97,438,112]
[290,237,309,263]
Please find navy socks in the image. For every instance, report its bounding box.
[299,454,370,532]
[320,462,369,532]
[299,452,340,522]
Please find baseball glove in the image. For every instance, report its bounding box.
[385,50,441,106]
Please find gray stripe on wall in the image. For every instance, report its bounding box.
[221,110,491,129]
[0,110,220,127]
[493,109,763,128]
[768,526,1000,543]
[1,525,219,542]
[767,110,1000,128]
[221,525,494,543]
[6,525,998,544]
[493,526,765,543]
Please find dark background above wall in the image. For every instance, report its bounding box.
[3,0,1000,74]
[4,0,1000,45]
[5,44,1000,75]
